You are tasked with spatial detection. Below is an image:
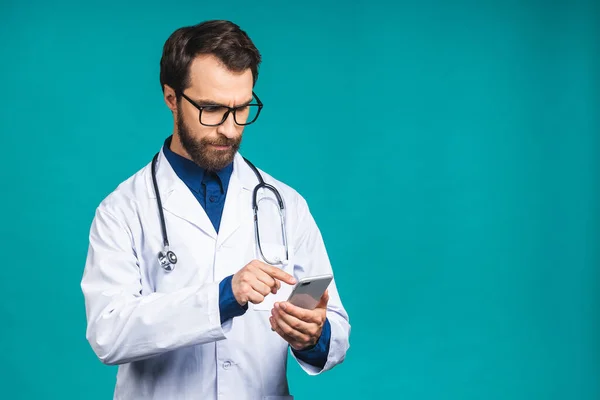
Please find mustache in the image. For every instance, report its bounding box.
[203,137,239,147]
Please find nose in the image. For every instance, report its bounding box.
[216,111,238,139]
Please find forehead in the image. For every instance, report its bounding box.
[187,54,253,103]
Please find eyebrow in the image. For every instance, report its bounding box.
[194,98,254,107]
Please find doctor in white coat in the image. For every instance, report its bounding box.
[80,19,350,400]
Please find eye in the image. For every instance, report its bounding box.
[203,105,225,113]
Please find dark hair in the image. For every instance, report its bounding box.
[159,20,261,95]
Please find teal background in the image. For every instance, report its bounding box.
[0,0,598,399]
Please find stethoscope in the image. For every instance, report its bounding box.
[151,152,289,271]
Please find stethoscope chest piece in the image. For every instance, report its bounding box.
[158,248,178,271]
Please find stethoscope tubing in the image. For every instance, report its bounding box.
[151,152,288,271]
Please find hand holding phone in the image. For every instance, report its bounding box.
[270,274,332,350]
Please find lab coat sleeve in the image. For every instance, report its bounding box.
[289,196,351,375]
[80,206,226,366]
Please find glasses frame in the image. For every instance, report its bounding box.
[179,91,263,127]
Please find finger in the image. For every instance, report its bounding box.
[252,268,280,292]
[316,289,329,309]
[273,303,315,336]
[270,316,292,341]
[278,301,322,324]
[271,308,311,343]
[270,314,306,349]
[270,318,304,349]
[245,290,265,305]
[255,261,296,285]
[249,278,273,297]
[249,261,285,289]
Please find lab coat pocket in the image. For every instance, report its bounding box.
[252,242,295,312]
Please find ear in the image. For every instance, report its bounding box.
[163,84,178,113]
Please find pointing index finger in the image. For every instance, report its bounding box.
[259,263,296,285]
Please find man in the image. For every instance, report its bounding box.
[80,20,350,400]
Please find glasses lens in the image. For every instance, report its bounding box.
[235,105,260,125]
[200,106,228,126]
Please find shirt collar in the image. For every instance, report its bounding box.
[162,136,233,193]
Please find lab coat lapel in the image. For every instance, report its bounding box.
[216,154,254,248]
[164,183,217,239]
[149,149,217,240]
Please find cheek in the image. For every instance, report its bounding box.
[179,104,203,133]
[182,112,214,138]
[196,124,216,140]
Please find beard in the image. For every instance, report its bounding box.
[177,104,242,171]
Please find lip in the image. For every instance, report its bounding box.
[209,145,231,150]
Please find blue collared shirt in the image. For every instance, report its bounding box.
[162,138,330,368]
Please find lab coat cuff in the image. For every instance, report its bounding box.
[205,282,228,342]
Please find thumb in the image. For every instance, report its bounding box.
[316,289,329,309]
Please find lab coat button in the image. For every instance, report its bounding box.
[223,361,232,369]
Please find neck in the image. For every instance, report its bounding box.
[169,132,193,162]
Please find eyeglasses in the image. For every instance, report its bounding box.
[179,91,263,127]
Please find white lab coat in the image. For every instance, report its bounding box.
[80,147,351,400]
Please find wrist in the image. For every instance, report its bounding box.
[219,275,248,324]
